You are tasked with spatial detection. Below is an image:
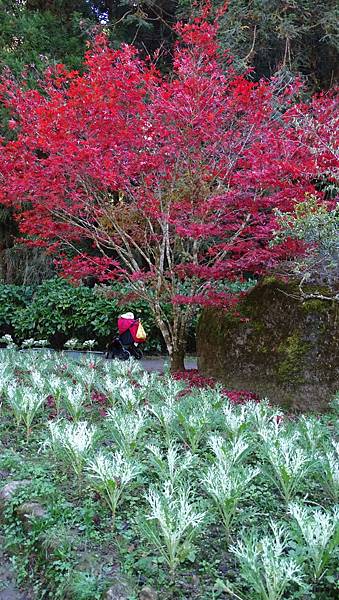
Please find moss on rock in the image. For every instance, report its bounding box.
[277,333,310,384]
[301,299,330,313]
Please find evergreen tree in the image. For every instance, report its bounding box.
[0,0,95,78]
[177,0,339,89]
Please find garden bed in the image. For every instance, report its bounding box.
[0,350,338,600]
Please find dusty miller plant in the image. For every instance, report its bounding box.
[289,503,339,581]
[6,383,44,440]
[140,481,205,578]
[87,451,140,528]
[48,375,67,415]
[209,434,252,467]
[44,420,96,480]
[106,408,147,456]
[202,450,259,543]
[147,441,195,487]
[230,522,304,600]
[221,404,251,440]
[317,441,339,502]
[63,383,86,422]
[260,432,312,502]
[148,399,177,445]
[298,416,329,457]
[175,397,214,453]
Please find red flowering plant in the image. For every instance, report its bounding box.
[0,8,337,371]
[173,369,260,403]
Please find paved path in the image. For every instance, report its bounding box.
[50,351,198,372]
[142,356,197,372]
[0,349,198,373]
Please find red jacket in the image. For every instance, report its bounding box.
[118,317,146,343]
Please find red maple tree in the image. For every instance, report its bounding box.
[0,13,337,370]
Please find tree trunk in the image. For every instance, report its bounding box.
[0,244,6,283]
[169,346,185,373]
[156,322,186,372]
[153,306,187,373]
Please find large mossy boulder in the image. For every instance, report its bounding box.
[197,279,339,411]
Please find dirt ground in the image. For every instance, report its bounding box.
[0,535,32,600]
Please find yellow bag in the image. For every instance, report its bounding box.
[135,321,147,342]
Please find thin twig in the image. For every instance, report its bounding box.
[243,25,257,63]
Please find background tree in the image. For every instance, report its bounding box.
[0,0,94,78]
[177,0,339,90]
[94,1,178,59]
[274,197,339,300]
[3,2,337,89]
[273,87,339,299]
[0,1,179,79]
[0,205,17,281]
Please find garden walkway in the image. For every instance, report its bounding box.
[0,349,197,373]
[58,352,198,372]
[141,356,197,372]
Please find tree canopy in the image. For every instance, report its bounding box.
[1,13,337,368]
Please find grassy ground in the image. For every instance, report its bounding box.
[0,350,338,600]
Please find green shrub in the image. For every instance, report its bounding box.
[0,278,178,351]
[10,278,119,348]
[0,283,33,337]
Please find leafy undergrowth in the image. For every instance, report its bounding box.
[0,350,338,600]
[173,369,260,403]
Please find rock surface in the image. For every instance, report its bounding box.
[16,501,47,524]
[105,581,131,600]
[197,279,339,411]
[0,480,31,510]
[140,587,158,600]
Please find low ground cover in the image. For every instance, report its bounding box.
[0,350,338,599]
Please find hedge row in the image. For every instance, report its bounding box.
[0,278,168,352]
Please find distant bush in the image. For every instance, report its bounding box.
[0,278,176,352]
[10,278,119,348]
[0,284,33,336]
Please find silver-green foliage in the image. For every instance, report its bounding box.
[147,441,195,486]
[6,383,45,439]
[317,441,339,502]
[87,451,140,526]
[230,522,304,600]
[106,408,147,456]
[260,431,311,502]
[289,503,339,581]
[141,482,205,576]
[202,434,258,541]
[44,420,96,478]
[0,350,338,596]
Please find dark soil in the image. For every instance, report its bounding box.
[0,535,33,600]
